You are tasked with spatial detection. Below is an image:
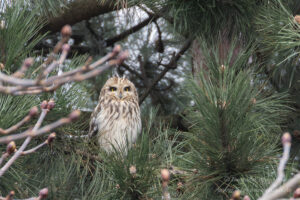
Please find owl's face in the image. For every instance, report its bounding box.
[101,77,138,102]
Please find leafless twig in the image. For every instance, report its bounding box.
[258,132,298,200]
[0,25,128,96]
[0,188,48,200]
[139,37,193,104]
[262,133,291,196]
[0,100,80,177]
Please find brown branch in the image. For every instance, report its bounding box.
[43,0,120,33]
[120,62,144,80]
[105,14,159,46]
[139,37,193,104]
[21,133,55,155]
[138,55,149,87]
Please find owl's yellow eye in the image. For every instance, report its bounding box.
[124,86,131,92]
[109,87,117,92]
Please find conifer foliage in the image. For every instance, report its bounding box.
[0,0,299,200]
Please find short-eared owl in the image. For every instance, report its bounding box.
[89,77,141,153]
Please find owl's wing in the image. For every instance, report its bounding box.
[88,104,100,138]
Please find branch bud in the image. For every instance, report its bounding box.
[6,191,15,200]
[41,100,48,109]
[47,99,55,110]
[161,169,170,182]
[243,196,250,200]
[62,44,70,52]
[177,181,183,193]
[24,58,34,68]
[112,45,121,55]
[281,132,291,145]
[47,132,56,144]
[6,141,16,155]
[129,165,136,177]
[220,64,225,72]
[29,106,39,117]
[61,24,72,38]
[0,62,4,70]
[69,110,81,121]
[232,190,241,200]
[294,188,300,198]
[294,15,300,24]
[39,188,48,199]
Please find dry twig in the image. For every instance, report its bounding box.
[0,25,128,96]
[258,132,299,200]
[0,188,48,200]
[0,100,80,177]
[139,37,193,104]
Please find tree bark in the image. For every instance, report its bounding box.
[43,0,119,33]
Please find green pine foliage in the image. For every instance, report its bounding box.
[173,40,290,199]
[5,108,177,199]
[0,1,46,73]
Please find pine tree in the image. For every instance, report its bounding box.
[0,0,299,199]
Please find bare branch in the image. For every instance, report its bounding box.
[139,37,193,104]
[21,132,56,156]
[0,188,48,200]
[105,14,159,46]
[0,106,48,177]
[263,133,291,196]
[0,26,128,96]
[0,111,79,144]
[259,133,295,200]
[0,101,80,177]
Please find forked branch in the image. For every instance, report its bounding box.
[0,100,81,177]
[0,25,128,95]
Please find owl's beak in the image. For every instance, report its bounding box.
[119,93,123,99]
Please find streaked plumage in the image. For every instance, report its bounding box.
[89,77,141,153]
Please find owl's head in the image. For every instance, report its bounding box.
[101,77,138,102]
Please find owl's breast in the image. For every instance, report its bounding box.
[95,101,141,150]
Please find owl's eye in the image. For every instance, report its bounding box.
[124,86,131,92]
[109,87,117,92]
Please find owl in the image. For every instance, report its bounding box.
[89,77,142,153]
